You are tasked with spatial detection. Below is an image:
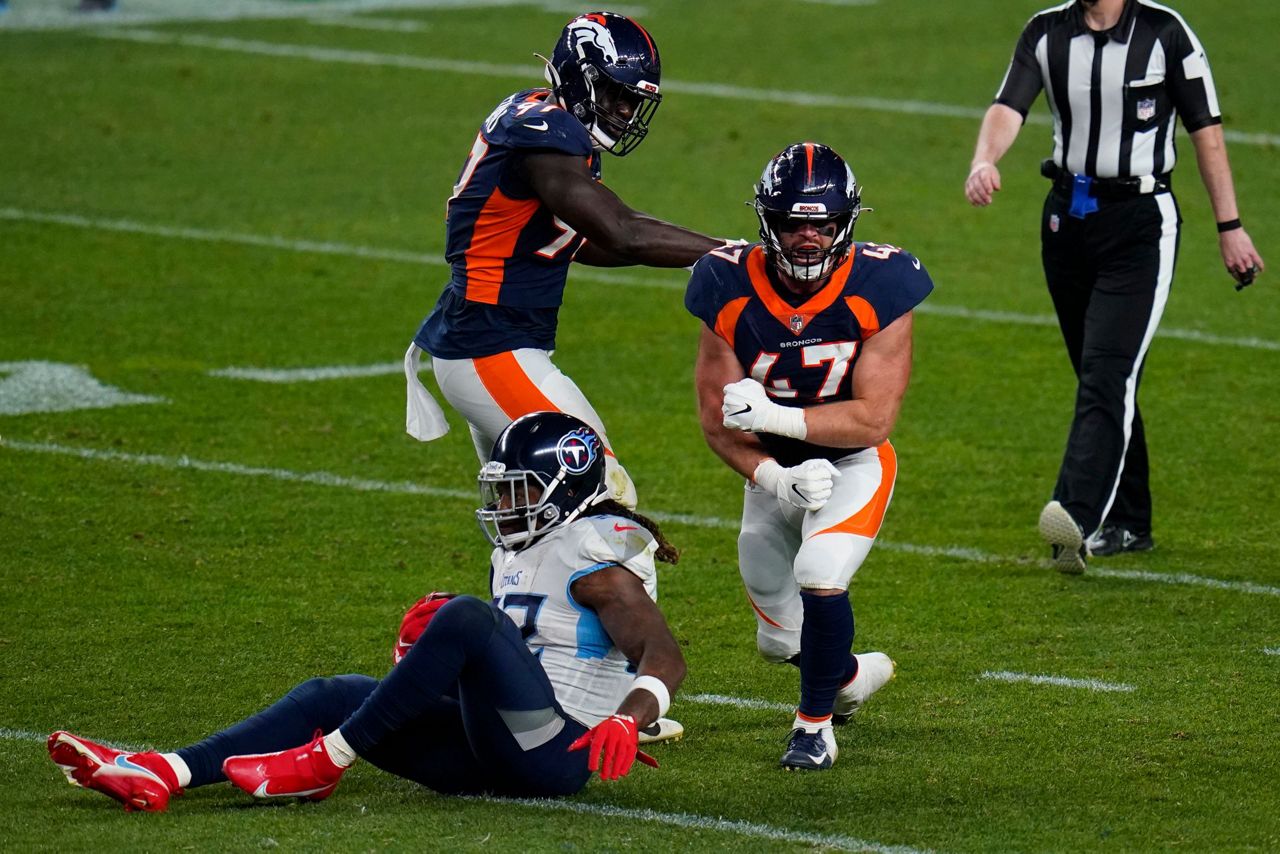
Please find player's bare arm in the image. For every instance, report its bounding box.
[800,311,913,448]
[524,150,719,267]
[694,325,771,481]
[570,565,686,729]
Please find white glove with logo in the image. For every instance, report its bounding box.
[753,458,841,511]
[721,378,807,439]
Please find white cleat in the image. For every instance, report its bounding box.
[1039,500,1087,574]
[833,652,896,724]
[637,717,684,744]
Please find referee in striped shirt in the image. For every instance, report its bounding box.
[964,0,1264,573]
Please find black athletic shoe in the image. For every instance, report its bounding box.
[1086,525,1154,557]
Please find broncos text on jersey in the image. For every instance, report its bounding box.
[685,242,934,466]
[416,89,603,360]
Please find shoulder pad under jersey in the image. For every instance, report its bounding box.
[484,89,593,156]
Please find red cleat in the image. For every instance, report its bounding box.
[48,730,181,813]
[222,732,345,802]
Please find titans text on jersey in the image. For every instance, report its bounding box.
[416,89,602,360]
[685,242,934,466]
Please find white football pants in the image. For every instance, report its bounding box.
[411,345,637,508]
[738,442,897,664]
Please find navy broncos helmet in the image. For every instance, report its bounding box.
[543,11,662,156]
[476,411,607,550]
[755,142,863,283]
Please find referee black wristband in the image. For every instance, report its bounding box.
[1217,218,1243,233]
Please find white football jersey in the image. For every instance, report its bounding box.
[489,513,659,728]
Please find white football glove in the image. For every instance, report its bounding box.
[721,378,807,439]
[753,458,841,511]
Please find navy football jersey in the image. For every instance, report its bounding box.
[416,88,602,359]
[685,243,933,466]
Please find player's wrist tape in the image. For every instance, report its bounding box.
[771,404,808,440]
[753,458,784,493]
[631,675,671,717]
[1217,218,1242,233]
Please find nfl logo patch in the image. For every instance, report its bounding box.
[1136,98,1157,121]
[790,314,804,334]
[1049,214,1060,233]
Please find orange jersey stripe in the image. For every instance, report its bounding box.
[816,441,898,538]
[464,189,540,304]
[844,295,881,337]
[745,246,853,335]
[713,296,751,349]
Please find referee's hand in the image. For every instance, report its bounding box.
[966,161,1002,207]
[1220,228,1264,289]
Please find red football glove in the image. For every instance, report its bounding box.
[567,714,659,781]
[392,592,456,664]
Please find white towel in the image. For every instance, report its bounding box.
[404,343,450,441]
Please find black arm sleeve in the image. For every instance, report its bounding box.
[993,16,1047,118]
[1161,15,1222,132]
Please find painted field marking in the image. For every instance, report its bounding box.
[0,0,646,32]
[1264,648,1279,656]
[682,693,794,713]
[483,795,932,854]
[0,361,165,415]
[979,671,1137,693]
[306,15,433,33]
[89,29,1280,149]
[5,207,1278,353]
[3,437,1278,599]
[209,362,406,382]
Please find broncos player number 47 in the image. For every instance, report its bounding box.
[685,142,933,772]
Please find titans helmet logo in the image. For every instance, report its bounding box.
[556,428,600,474]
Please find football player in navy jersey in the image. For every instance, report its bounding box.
[405,11,725,512]
[685,143,933,771]
[47,413,686,812]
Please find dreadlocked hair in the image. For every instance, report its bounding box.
[592,499,680,565]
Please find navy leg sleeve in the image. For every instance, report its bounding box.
[176,674,377,788]
[797,590,855,720]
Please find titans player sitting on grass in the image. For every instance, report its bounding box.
[686,142,932,771]
[48,412,685,811]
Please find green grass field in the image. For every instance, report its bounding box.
[2,0,1278,850]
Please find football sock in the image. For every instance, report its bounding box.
[176,674,376,787]
[322,729,358,768]
[160,752,192,789]
[797,590,855,720]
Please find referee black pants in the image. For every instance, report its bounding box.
[1040,188,1181,536]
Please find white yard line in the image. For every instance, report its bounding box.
[85,29,1280,149]
[3,437,1278,598]
[979,671,1137,693]
[306,15,433,33]
[1261,647,1279,656]
[209,362,407,382]
[0,0,648,31]
[682,693,794,713]
[5,207,1278,352]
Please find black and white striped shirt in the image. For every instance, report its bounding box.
[995,0,1221,179]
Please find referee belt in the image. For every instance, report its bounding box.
[1041,159,1170,200]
